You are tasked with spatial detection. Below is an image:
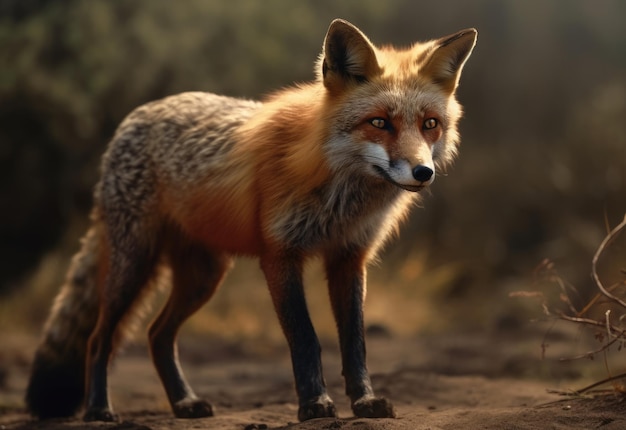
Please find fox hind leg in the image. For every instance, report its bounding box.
[149,237,232,418]
[83,234,160,422]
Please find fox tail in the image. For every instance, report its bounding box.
[25,213,105,419]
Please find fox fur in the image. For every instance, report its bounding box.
[26,19,477,422]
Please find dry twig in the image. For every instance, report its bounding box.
[591,214,626,309]
[513,213,626,393]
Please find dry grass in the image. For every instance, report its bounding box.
[512,214,626,394]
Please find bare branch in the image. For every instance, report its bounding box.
[591,214,626,308]
[568,372,626,395]
[558,329,626,362]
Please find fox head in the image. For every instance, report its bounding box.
[319,19,477,192]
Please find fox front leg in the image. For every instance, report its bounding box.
[325,248,396,419]
[261,251,337,422]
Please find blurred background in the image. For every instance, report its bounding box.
[0,0,624,343]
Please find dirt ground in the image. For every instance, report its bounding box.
[2,328,626,430]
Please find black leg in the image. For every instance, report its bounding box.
[325,248,396,419]
[149,242,231,418]
[84,249,157,422]
[261,251,337,422]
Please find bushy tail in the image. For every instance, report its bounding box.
[25,219,105,419]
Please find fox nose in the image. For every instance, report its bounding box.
[412,165,433,182]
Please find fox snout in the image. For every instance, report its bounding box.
[412,165,433,182]
[369,158,434,193]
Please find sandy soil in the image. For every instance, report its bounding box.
[1,328,626,430]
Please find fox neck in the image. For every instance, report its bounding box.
[242,84,415,254]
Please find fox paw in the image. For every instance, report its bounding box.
[173,398,214,418]
[352,396,396,418]
[83,407,119,422]
[298,394,337,422]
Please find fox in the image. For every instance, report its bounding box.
[25,19,476,422]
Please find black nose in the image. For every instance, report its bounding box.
[412,165,433,182]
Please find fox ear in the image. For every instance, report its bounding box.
[421,28,477,93]
[321,19,381,92]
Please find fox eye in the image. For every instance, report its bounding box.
[370,118,388,129]
[423,118,438,130]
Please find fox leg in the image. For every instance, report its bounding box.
[149,240,232,418]
[261,251,337,422]
[83,239,159,422]
[325,248,396,419]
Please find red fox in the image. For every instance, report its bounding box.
[26,19,476,422]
